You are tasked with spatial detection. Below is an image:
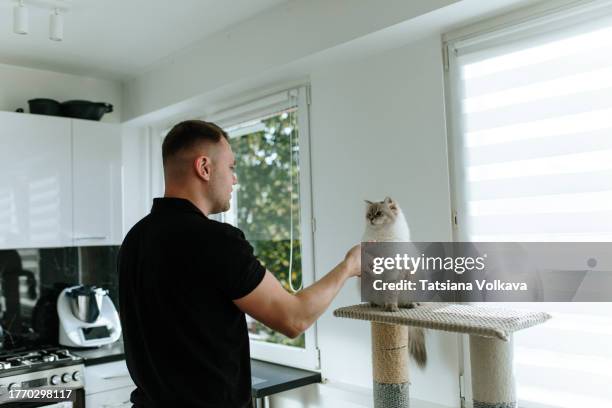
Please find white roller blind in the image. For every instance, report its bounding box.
[447,6,612,408]
[454,18,612,242]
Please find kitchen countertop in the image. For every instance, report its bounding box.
[71,341,126,366]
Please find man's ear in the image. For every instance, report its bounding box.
[195,156,211,181]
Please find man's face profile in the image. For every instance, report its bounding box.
[207,137,237,214]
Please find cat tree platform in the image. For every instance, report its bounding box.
[333,303,551,408]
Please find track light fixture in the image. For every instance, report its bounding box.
[49,8,63,41]
[13,0,29,35]
[12,0,69,41]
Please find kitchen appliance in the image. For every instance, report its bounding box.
[57,285,121,348]
[60,100,113,121]
[0,347,85,407]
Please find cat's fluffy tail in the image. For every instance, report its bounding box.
[409,327,427,368]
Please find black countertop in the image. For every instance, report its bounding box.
[71,341,126,366]
[250,359,321,398]
[72,342,321,397]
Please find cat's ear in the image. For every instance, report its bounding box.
[364,200,374,206]
[384,196,398,211]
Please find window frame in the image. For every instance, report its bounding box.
[443,2,612,407]
[211,86,319,370]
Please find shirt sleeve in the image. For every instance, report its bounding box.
[214,224,266,300]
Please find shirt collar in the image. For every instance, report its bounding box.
[150,197,207,217]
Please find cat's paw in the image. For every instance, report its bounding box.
[399,302,420,309]
[384,303,400,312]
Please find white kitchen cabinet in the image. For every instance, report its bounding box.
[86,386,133,408]
[72,119,122,246]
[0,112,73,249]
[85,360,135,408]
[0,112,123,249]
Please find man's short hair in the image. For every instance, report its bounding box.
[162,120,228,165]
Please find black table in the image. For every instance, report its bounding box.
[251,359,321,407]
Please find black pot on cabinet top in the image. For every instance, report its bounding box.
[28,98,62,116]
[60,100,113,121]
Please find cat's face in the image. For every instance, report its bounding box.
[365,196,399,226]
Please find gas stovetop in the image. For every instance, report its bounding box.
[0,347,85,401]
[0,348,83,375]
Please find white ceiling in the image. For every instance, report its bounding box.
[0,0,288,80]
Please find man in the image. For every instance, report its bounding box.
[118,120,361,407]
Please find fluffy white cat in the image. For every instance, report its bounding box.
[362,196,427,368]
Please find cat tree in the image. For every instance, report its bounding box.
[334,303,550,408]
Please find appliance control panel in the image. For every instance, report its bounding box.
[0,364,84,399]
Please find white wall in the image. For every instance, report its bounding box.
[0,63,122,123]
[121,0,458,122]
[264,35,459,408]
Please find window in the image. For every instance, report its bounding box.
[210,87,318,369]
[445,4,612,408]
[226,108,304,348]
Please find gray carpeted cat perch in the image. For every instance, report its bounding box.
[334,303,551,408]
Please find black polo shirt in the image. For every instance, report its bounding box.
[118,197,266,408]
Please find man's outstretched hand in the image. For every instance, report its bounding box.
[344,244,362,278]
[235,242,363,339]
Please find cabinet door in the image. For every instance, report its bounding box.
[85,386,134,408]
[84,360,135,395]
[0,112,72,249]
[72,120,122,246]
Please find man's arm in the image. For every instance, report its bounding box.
[233,244,361,338]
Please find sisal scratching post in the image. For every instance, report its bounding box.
[334,303,550,408]
[470,335,516,408]
[371,322,410,407]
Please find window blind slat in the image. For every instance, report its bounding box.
[464,49,612,97]
[465,89,612,130]
[468,191,612,216]
[467,131,612,165]
[462,25,612,79]
[470,232,612,242]
[468,149,612,181]
[467,169,612,200]
[516,332,612,358]
[465,108,612,146]
[465,67,612,115]
[517,366,612,400]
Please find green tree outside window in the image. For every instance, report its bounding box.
[229,108,305,348]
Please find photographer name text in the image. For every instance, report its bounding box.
[373,279,528,291]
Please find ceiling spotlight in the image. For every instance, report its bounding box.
[49,8,63,41]
[13,0,29,35]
